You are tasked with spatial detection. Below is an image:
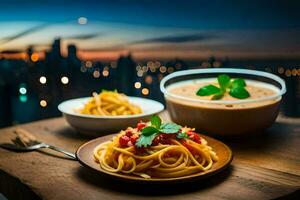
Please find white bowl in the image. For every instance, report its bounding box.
[58,96,164,137]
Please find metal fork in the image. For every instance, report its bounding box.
[0,128,76,160]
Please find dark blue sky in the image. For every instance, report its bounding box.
[0,0,299,29]
[0,0,300,60]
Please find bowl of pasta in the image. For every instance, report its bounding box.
[58,91,164,136]
[76,115,233,182]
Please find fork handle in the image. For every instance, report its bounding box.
[44,144,77,160]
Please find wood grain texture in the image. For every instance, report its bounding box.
[0,112,299,200]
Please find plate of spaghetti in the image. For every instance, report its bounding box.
[58,90,164,136]
[76,115,233,182]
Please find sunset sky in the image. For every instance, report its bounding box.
[0,0,300,60]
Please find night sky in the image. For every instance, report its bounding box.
[0,0,300,60]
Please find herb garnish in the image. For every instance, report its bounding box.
[196,74,250,100]
[177,132,189,139]
[135,116,181,148]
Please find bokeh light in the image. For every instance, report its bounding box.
[19,95,27,103]
[137,70,143,77]
[159,66,167,73]
[30,53,39,62]
[278,67,285,74]
[134,82,141,89]
[142,88,149,95]
[102,70,109,77]
[40,100,47,107]
[19,87,27,94]
[85,61,92,68]
[78,17,88,25]
[93,70,100,78]
[61,76,69,84]
[145,75,153,84]
[39,76,47,84]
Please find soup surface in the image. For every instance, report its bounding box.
[167,78,280,109]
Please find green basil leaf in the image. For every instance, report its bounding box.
[141,126,158,136]
[231,78,246,88]
[229,86,250,99]
[136,133,157,148]
[196,84,220,96]
[160,123,181,134]
[218,74,231,89]
[211,92,224,100]
[177,132,189,139]
[150,115,161,129]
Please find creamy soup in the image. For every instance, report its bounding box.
[167,78,280,109]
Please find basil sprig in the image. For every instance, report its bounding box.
[196,74,250,100]
[177,132,189,139]
[135,116,181,148]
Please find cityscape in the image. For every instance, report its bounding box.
[0,0,300,127]
[1,37,300,127]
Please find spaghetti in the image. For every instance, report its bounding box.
[93,116,218,178]
[79,90,142,116]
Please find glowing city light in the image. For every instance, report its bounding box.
[40,100,47,107]
[167,67,174,73]
[142,88,149,95]
[39,76,47,84]
[159,66,167,73]
[142,66,149,72]
[154,61,161,68]
[136,65,142,71]
[31,53,39,62]
[201,62,210,68]
[78,17,88,25]
[102,70,109,77]
[93,70,100,78]
[145,75,153,84]
[137,70,143,77]
[150,66,156,72]
[212,61,221,68]
[292,68,297,76]
[110,61,117,68]
[19,87,27,95]
[278,67,285,74]
[157,74,164,81]
[80,66,87,72]
[19,95,27,103]
[61,76,69,84]
[86,61,92,68]
[147,61,154,68]
[285,69,291,77]
[134,82,141,89]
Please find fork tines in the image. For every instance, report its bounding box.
[12,129,39,147]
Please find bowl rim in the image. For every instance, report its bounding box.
[58,96,164,119]
[160,68,287,105]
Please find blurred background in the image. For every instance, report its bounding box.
[1,0,300,128]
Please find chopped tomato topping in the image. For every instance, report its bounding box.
[187,131,202,144]
[152,134,175,145]
[130,135,138,145]
[137,122,146,131]
[125,130,133,137]
[119,135,130,147]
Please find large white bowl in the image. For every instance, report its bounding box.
[58,96,164,137]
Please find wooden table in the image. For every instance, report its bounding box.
[0,112,299,200]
